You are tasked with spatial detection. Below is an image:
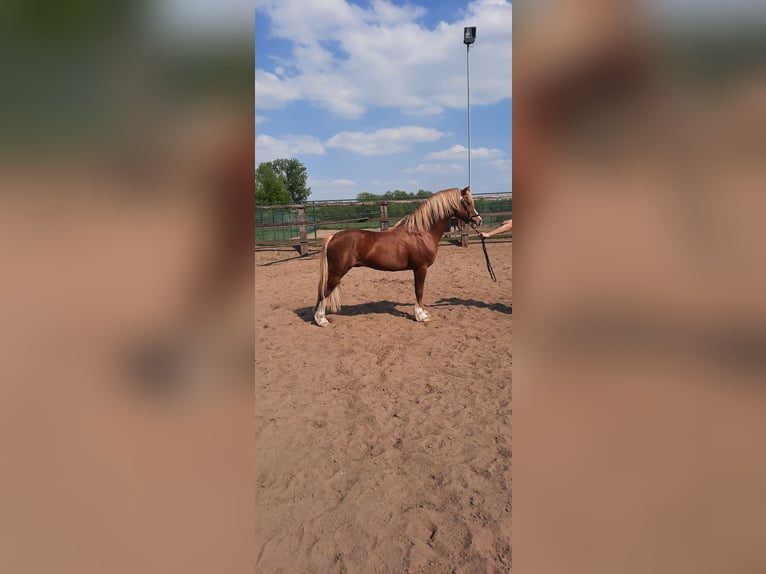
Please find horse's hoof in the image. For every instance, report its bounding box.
[315,316,329,327]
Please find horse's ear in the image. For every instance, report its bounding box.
[461,186,470,196]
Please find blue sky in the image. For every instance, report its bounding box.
[255,0,512,201]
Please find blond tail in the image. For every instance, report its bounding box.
[317,234,342,313]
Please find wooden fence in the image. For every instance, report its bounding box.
[255,194,512,256]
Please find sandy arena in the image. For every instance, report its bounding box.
[255,238,512,572]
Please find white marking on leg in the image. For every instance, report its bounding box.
[415,303,430,322]
[314,299,329,326]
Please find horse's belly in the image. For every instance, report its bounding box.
[363,259,408,272]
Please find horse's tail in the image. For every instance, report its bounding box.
[317,233,342,313]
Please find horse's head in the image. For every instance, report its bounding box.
[458,186,483,229]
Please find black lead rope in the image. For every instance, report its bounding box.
[481,236,497,282]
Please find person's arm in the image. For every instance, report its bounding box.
[479,219,512,238]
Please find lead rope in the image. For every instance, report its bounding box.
[481,236,497,282]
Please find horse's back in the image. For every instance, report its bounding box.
[327,228,378,247]
[327,228,393,256]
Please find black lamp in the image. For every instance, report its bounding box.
[463,26,476,45]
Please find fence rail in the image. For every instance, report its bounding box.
[255,194,511,255]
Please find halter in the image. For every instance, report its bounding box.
[460,196,481,227]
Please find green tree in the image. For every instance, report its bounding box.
[356,189,432,201]
[255,162,290,204]
[384,189,413,200]
[270,158,311,203]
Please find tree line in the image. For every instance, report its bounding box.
[256,158,433,204]
[356,190,433,201]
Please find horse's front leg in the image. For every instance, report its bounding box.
[413,266,430,322]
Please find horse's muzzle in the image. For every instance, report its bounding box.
[470,216,483,229]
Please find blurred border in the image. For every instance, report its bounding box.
[515,1,766,573]
[0,2,255,573]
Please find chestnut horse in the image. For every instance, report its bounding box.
[313,186,482,326]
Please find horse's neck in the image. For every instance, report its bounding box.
[427,216,452,244]
[395,211,453,244]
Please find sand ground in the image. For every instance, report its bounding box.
[255,239,512,573]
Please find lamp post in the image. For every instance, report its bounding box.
[464,26,476,188]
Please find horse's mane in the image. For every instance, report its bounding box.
[393,188,462,232]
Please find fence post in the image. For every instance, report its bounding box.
[297,205,308,256]
[460,220,469,247]
[380,202,389,231]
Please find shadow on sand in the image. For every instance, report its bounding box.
[432,297,512,315]
[294,300,411,324]
[258,250,320,267]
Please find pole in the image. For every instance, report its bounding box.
[466,43,471,188]
[297,205,308,256]
[462,26,476,248]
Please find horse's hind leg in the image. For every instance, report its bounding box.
[314,271,344,326]
[314,298,329,327]
[314,236,353,326]
[413,266,430,322]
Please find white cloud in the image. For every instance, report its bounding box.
[427,144,505,160]
[472,147,506,159]
[326,126,447,155]
[307,176,360,201]
[405,162,464,174]
[255,134,325,164]
[308,177,356,187]
[490,158,512,169]
[255,0,512,118]
[254,71,302,111]
[255,115,268,125]
[367,0,427,24]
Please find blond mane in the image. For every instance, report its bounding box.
[393,187,464,232]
